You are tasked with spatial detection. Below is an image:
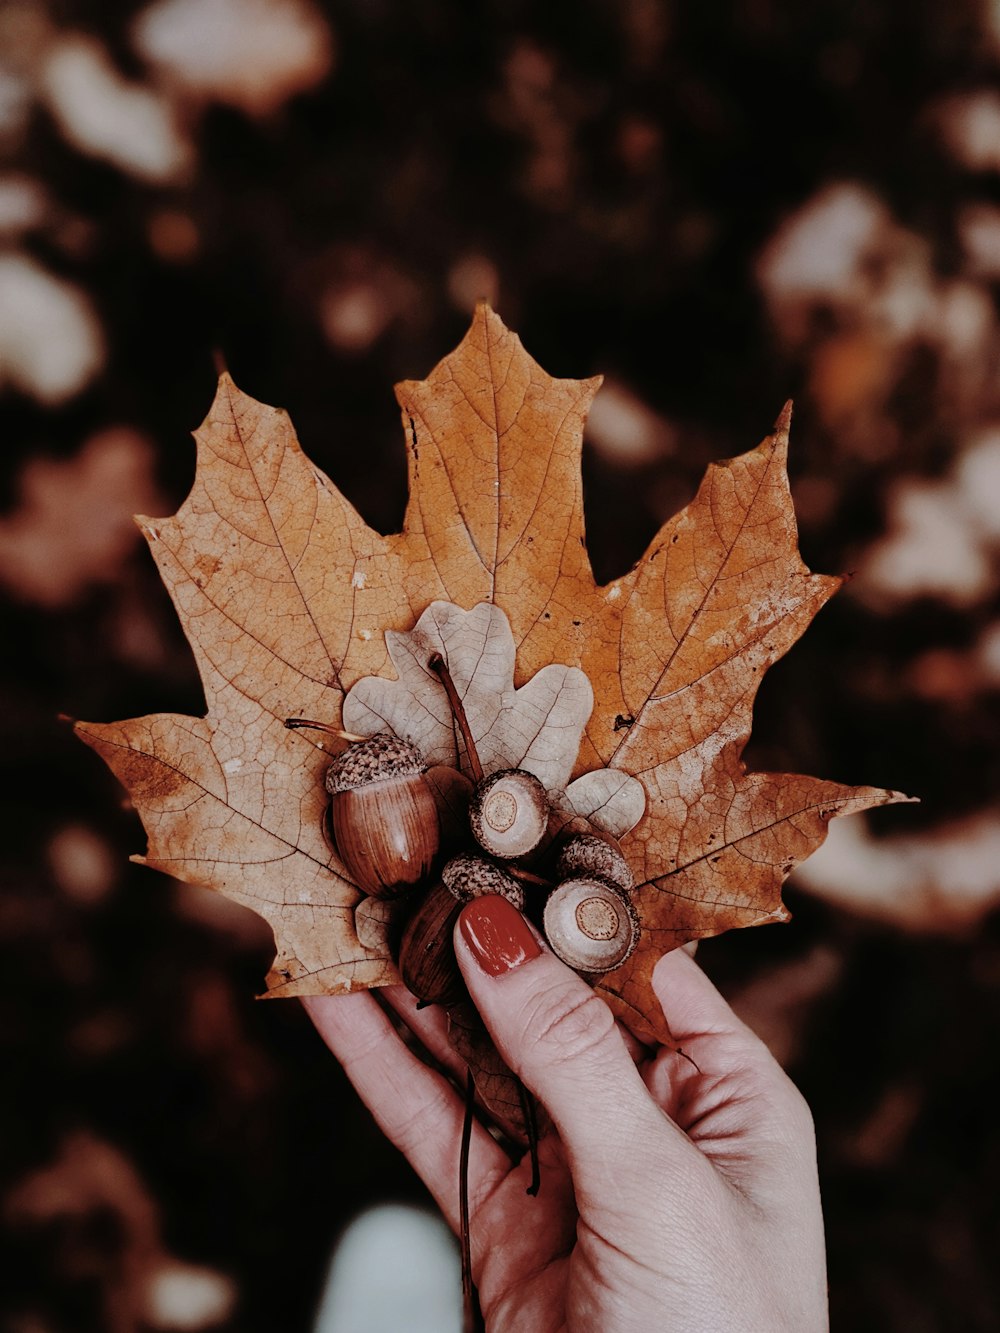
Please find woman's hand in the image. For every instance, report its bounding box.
[305,895,829,1332]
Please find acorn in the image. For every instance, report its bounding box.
[325,733,439,899]
[554,831,633,892]
[398,883,465,1007]
[399,855,525,1005]
[469,768,549,859]
[542,876,639,974]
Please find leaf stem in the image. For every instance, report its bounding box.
[283,717,368,744]
[428,653,484,784]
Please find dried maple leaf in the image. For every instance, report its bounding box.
[77,304,910,1045]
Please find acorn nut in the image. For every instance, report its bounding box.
[398,883,465,1007]
[543,876,639,974]
[469,768,549,859]
[325,732,439,899]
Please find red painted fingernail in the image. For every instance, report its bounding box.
[459,895,542,977]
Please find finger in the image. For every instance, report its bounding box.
[648,946,793,1078]
[644,949,817,1188]
[383,982,648,1106]
[379,985,469,1083]
[303,992,511,1226]
[453,896,696,1201]
[616,1017,648,1066]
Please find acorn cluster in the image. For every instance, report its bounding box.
[323,731,640,1007]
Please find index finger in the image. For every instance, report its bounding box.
[304,992,512,1228]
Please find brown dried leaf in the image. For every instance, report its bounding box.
[446,1002,540,1141]
[77,305,911,1038]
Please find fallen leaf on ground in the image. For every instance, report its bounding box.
[793,806,1000,931]
[0,428,160,606]
[77,304,911,1051]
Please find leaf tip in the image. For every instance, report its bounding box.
[581,373,604,404]
[474,300,517,350]
[133,513,166,542]
[200,366,276,431]
[68,716,100,749]
[775,399,794,434]
[886,790,920,806]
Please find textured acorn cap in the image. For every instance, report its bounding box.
[555,833,633,891]
[442,854,526,910]
[543,876,639,974]
[325,732,425,794]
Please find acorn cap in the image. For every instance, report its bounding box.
[543,876,639,974]
[469,768,549,858]
[442,854,526,910]
[325,732,425,794]
[555,833,633,892]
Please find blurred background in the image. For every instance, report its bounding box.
[2,1,999,1329]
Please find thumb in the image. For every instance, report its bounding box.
[453,895,686,1195]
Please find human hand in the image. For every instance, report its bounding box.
[305,895,829,1332]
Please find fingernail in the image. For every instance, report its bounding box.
[459,895,542,977]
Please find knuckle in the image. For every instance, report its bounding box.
[518,978,618,1072]
[338,1016,398,1079]
[392,1083,454,1157]
[779,1078,817,1141]
[754,1070,818,1160]
[723,1033,818,1142]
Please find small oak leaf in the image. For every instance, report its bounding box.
[76,305,912,1044]
[344,600,593,789]
[343,599,645,837]
[354,895,403,956]
[554,770,648,840]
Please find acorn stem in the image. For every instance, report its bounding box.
[506,865,552,890]
[284,717,368,743]
[460,1068,483,1333]
[517,1079,541,1196]
[428,653,484,784]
